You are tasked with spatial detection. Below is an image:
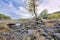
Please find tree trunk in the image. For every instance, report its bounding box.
[33,0,38,19]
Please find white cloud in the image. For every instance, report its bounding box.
[38,0,60,14]
[0,0,30,19]
[0,0,32,19]
[18,6,32,18]
[9,2,12,7]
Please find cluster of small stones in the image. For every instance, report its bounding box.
[0,20,60,40]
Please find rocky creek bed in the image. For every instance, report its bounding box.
[0,19,60,40]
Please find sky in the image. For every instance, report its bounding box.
[0,0,60,19]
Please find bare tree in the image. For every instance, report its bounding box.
[27,0,39,19]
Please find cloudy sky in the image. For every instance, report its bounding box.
[0,0,60,19]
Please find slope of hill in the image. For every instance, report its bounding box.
[47,11,60,19]
[0,14,11,20]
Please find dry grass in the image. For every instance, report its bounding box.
[0,24,9,33]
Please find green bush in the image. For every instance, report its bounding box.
[0,14,11,20]
[39,9,48,19]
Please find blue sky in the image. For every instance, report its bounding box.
[0,0,60,19]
